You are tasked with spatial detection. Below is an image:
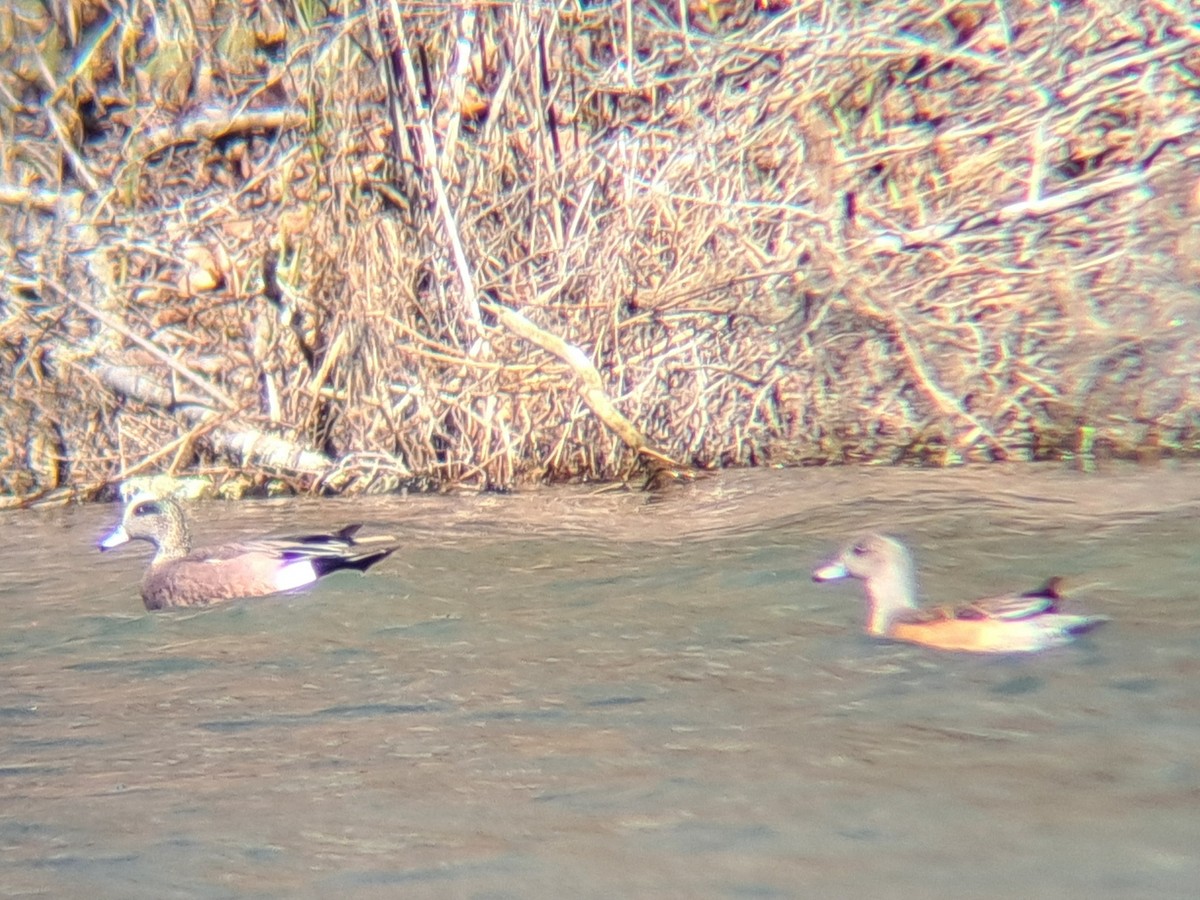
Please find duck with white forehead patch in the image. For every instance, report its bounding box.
[99,494,397,611]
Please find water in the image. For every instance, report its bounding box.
[2,465,1199,898]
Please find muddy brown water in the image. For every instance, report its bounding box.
[2,465,1199,899]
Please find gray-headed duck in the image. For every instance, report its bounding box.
[812,533,1108,653]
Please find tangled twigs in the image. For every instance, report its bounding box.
[893,119,1200,250]
[2,1,1197,494]
[72,295,237,410]
[844,283,1003,458]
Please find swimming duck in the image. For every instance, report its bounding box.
[98,494,397,610]
[812,533,1108,652]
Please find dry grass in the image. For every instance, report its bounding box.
[1,0,1198,504]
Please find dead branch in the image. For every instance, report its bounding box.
[482,300,679,466]
[129,108,307,161]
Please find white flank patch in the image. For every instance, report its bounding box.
[274,560,318,592]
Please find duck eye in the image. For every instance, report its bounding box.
[133,501,161,517]
[851,543,868,556]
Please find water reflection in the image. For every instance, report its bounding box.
[2,464,1199,898]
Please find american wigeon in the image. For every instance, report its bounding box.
[812,533,1108,653]
[98,494,397,610]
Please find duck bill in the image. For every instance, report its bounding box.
[99,526,130,551]
[811,560,849,582]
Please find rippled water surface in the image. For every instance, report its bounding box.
[3,465,1200,898]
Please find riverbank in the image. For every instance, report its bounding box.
[2,1,1197,504]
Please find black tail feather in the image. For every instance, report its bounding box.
[311,546,396,578]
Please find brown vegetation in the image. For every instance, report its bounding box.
[2,1,1198,504]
